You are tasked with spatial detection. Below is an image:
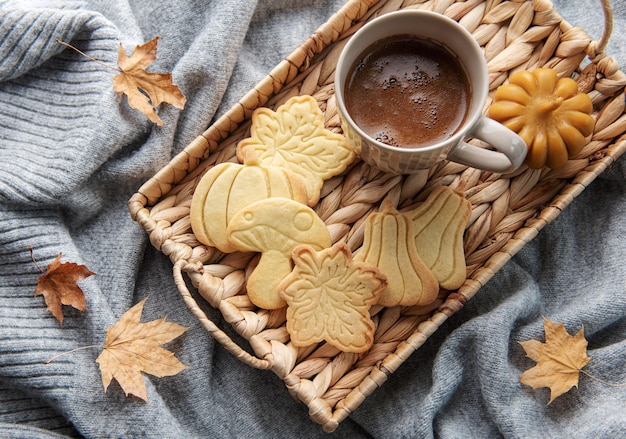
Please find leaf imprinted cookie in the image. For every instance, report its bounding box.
[279,242,386,353]
[236,95,355,206]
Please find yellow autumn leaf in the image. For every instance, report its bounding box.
[519,317,591,403]
[113,36,186,126]
[56,37,186,126]
[96,298,188,401]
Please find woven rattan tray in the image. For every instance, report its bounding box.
[129,0,626,432]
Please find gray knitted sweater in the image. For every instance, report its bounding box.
[1,1,625,438]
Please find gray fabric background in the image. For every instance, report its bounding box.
[1,0,624,437]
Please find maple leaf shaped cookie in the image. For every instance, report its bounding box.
[96,298,188,401]
[33,251,95,325]
[236,95,355,205]
[278,242,386,353]
[519,317,591,403]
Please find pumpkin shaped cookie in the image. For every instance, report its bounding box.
[190,147,308,253]
[408,186,471,291]
[236,95,355,206]
[488,68,595,169]
[355,200,439,307]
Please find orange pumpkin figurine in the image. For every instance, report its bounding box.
[488,68,595,169]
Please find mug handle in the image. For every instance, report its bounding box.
[447,117,527,173]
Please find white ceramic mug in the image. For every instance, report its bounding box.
[335,10,527,174]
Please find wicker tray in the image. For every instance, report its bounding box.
[129,0,626,432]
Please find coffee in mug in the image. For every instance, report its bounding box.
[345,35,471,149]
[335,10,527,174]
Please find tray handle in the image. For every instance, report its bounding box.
[173,260,274,370]
[594,0,613,55]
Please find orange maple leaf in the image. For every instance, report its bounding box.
[32,248,95,325]
[112,36,186,126]
[96,298,188,401]
[519,317,591,403]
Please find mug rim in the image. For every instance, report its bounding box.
[335,9,488,154]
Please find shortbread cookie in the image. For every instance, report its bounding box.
[279,242,386,353]
[226,197,331,310]
[355,200,439,307]
[407,186,471,290]
[190,146,308,253]
[236,95,355,206]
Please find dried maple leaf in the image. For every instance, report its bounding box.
[519,317,591,403]
[279,243,386,353]
[32,248,95,325]
[96,298,188,401]
[113,36,186,126]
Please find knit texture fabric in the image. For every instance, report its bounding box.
[1,1,625,437]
